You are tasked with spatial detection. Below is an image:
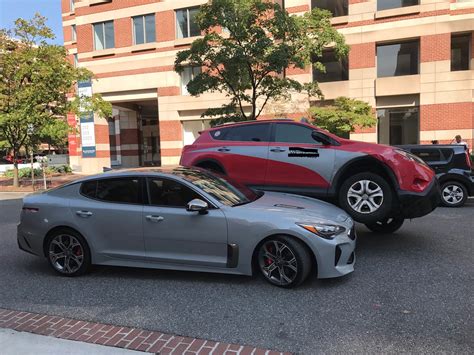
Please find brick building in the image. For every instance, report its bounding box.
[61,0,474,173]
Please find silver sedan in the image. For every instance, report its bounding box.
[17,167,356,288]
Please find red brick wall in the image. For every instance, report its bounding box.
[420,103,473,131]
[160,121,182,141]
[349,43,375,69]
[420,34,451,63]
[77,24,93,53]
[157,11,175,42]
[95,125,110,145]
[115,18,132,48]
[158,87,180,96]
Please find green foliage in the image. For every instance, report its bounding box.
[309,97,377,138]
[175,0,348,124]
[0,14,111,186]
[38,119,70,151]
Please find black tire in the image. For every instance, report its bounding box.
[365,217,405,234]
[440,181,468,207]
[46,228,91,277]
[196,161,225,175]
[257,236,312,288]
[339,172,393,224]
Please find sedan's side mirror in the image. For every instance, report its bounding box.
[312,131,333,146]
[186,199,209,214]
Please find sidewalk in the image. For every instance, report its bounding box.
[0,308,289,355]
[0,329,144,355]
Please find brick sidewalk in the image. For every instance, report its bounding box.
[0,308,290,355]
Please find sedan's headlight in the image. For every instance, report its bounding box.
[297,223,346,239]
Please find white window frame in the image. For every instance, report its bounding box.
[93,21,114,50]
[71,24,76,42]
[176,7,200,39]
[70,0,75,13]
[132,14,156,45]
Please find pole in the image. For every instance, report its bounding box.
[30,148,35,191]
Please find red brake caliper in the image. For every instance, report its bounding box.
[73,246,82,256]
[265,245,273,265]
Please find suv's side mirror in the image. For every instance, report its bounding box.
[312,131,332,146]
[186,199,209,214]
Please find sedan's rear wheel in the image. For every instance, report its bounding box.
[440,181,467,207]
[257,236,311,288]
[47,229,91,276]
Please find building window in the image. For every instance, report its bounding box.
[377,107,419,145]
[181,67,201,95]
[70,0,75,13]
[451,34,471,71]
[311,0,348,17]
[133,14,156,45]
[71,24,76,42]
[176,7,200,39]
[377,0,419,11]
[73,54,78,68]
[377,40,419,77]
[93,21,115,50]
[313,50,349,82]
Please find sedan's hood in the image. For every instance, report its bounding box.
[240,191,351,225]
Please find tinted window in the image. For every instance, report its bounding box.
[148,178,201,207]
[88,178,141,204]
[274,124,320,144]
[377,41,419,77]
[377,0,419,11]
[313,50,348,82]
[211,124,271,142]
[80,180,97,198]
[312,0,348,17]
[410,148,442,162]
[451,34,471,71]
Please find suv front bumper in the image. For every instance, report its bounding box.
[397,179,441,219]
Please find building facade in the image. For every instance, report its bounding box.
[61,0,474,173]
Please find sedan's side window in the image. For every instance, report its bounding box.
[148,178,201,208]
[80,178,141,204]
[274,124,321,144]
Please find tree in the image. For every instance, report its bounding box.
[38,119,69,153]
[309,97,377,138]
[0,14,111,186]
[174,0,348,125]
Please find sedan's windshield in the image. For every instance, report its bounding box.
[174,168,261,206]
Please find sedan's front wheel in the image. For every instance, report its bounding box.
[257,236,312,288]
[47,229,91,276]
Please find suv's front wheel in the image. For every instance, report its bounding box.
[339,172,393,224]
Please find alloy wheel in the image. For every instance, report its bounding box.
[442,184,464,205]
[48,234,84,274]
[258,240,298,286]
[347,180,384,214]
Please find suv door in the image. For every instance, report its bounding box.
[265,123,336,194]
[209,123,271,185]
[72,177,145,260]
[142,177,228,268]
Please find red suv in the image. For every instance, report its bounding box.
[180,119,440,233]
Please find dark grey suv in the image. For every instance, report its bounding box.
[400,145,473,207]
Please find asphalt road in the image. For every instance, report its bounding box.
[1,193,473,354]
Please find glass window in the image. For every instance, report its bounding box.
[174,168,261,207]
[148,178,201,207]
[211,124,271,142]
[93,21,114,50]
[133,14,156,45]
[80,180,97,199]
[377,41,419,77]
[313,50,348,82]
[73,53,78,68]
[70,0,75,12]
[176,7,200,39]
[377,0,419,11]
[377,107,419,145]
[312,0,348,17]
[451,34,471,71]
[181,67,201,95]
[409,148,442,162]
[274,124,320,144]
[86,178,141,204]
[71,24,76,42]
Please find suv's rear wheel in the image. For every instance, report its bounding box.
[440,181,467,207]
[339,172,393,224]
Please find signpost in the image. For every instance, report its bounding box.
[77,80,96,158]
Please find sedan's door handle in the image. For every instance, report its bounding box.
[76,210,93,218]
[146,215,164,222]
[270,148,286,153]
[218,147,230,152]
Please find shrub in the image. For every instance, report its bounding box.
[4,168,43,179]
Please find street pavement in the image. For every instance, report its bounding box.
[0,193,473,354]
[0,328,144,355]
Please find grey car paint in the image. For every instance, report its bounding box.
[17,169,355,279]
